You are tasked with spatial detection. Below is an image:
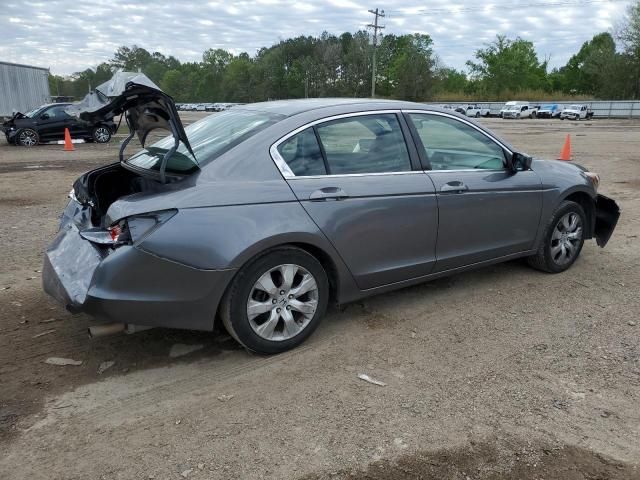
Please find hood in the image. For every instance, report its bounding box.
[65,71,195,173]
[531,157,588,173]
[1,112,32,132]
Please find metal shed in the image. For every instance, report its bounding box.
[0,61,51,118]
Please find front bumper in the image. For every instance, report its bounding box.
[43,207,237,331]
[594,194,620,247]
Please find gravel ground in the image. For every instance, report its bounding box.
[0,114,639,479]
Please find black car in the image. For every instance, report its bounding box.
[2,103,116,147]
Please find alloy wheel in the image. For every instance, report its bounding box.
[246,264,319,341]
[550,212,583,265]
[94,127,110,143]
[19,129,37,147]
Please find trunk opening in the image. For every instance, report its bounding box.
[73,162,167,227]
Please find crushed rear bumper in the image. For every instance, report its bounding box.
[42,204,236,331]
[594,194,620,247]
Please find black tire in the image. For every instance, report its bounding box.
[475,112,480,118]
[220,246,329,354]
[16,128,39,147]
[92,126,112,143]
[527,200,586,273]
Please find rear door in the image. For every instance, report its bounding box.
[405,111,542,272]
[272,112,438,290]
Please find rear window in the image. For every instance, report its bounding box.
[126,109,283,174]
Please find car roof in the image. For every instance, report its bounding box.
[235,98,441,117]
[38,103,72,109]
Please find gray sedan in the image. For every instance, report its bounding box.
[43,88,620,354]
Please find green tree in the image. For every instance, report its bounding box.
[618,1,640,97]
[467,35,548,95]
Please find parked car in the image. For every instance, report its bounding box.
[537,104,561,118]
[42,88,620,354]
[1,103,116,147]
[560,104,594,120]
[502,104,538,119]
[454,104,491,118]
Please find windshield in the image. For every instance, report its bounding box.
[126,109,284,174]
[541,104,554,109]
[506,106,519,110]
[568,105,581,110]
[24,106,45,118]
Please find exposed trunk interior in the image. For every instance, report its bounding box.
[73,163,166,226]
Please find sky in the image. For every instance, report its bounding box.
[0,0,634,76]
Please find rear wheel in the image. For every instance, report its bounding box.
[475,112,480,118]
[527,200,586,273]
[17,128,39,147]
[220,247,329,354]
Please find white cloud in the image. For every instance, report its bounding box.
[0,0,634,75]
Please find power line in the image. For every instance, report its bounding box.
[385,0,629,16]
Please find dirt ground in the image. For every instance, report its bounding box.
[0,114,639,479]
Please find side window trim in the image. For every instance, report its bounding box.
[270,109,414,178]
[402,109,513,171]
[311,126,332,175]
[396,112,423,171]
[403,112,431,171]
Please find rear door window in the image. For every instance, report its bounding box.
[277,128,326,176]
[315,114,411,175]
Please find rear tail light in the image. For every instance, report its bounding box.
[79,210,176,247]
[108,224,123,242]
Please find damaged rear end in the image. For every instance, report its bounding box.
[42,72,231,333]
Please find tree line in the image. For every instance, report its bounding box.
[49,2,640,102]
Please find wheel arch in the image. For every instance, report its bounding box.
[561,190,595,239]
[226,237,343,305]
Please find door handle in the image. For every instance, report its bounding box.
[440,181,468,193]
[309,187,349,201]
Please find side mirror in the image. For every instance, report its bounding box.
[40,113,50,120]
[509,152,532,173]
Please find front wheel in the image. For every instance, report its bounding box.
[220,247,329,354]
[92,126,112,143]
[16,128,39,147]
[475,112,480,118]
[527,200,586,273]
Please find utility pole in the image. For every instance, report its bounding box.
[368,7,385,98]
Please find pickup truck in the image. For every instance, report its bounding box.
[537,104,561,118]
[560,104,594,120]
[502,104,539,119]
[454,104,491,118]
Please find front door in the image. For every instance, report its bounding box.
[406,112,543,272]
[273,112,438,290]
[35,105,74,141]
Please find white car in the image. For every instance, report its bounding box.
[502,104,538,119]
[455,104,491,118]
[560,104,594,120]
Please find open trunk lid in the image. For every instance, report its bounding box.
[65,71,196,182]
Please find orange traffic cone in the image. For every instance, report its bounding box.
[63,127,74,151]
[558,134,571,161]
